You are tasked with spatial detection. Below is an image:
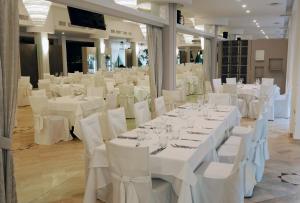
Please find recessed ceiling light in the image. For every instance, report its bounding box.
[257,24,260,28]
[62,32,65,35]
[253,19,257,23]
[260,29,264,32]
[246,10,251,13]
[242,4,247,8]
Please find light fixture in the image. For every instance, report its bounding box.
[62,32,65,35]
[242,4,247,8]
[253,19,257,23]
[246,10,251,13]
[23,0,52,26]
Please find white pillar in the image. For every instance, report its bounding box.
[162,3,177,90]
[61,35,68,76]
[131,42,138,67]
[96,38,102,70]
[290,0,300,139]
[211,25,219,80]
[35,32,50,79]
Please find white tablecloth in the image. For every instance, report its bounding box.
[50,84,85,97]
[48,96,105,139]
[114,86,150,102]
[84,104,241,203]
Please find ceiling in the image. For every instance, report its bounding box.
[182,0,292,39]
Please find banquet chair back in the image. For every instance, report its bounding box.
[208,93,231,106]
[31,89,46,97]
[223,84,237,94]
[226,78,237,85]
[154,97,167,117]
[106,81,115,93]
[87,86,104,98]
[204,81,213,93]
[106,143,154,203]
[119,84,135,118]
[212,78,222,93]
[107,107,127,139]
[134,101,151,127]
[79,113,103,157]
[262,78,274,86]
[29,96,49,115]
[162,89,183,111]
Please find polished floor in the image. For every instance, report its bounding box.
[12,103,300,203]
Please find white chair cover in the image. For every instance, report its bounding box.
[208,93,231,106]
[154,97,166,117]
[204,81,213,101]
[262,78,274,86]
[162,90,184,111]
[275,91,290,118]
[119,84,135,118]
[226,78,237,85]
[17,77,32,106]
[212,78,222,93]
[106,143,171,203]
[29,96,71,145]
[106,92,119,109]
[79,113,104,157]
[134,101,151,127]
[223,84,247,116]
[193,137,245,203]
[107,107,127,139]
[31,89,46,97]
[87,86,104,98]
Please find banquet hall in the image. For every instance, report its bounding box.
[1,0,300,203]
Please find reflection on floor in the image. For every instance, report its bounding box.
[13,100,300,203]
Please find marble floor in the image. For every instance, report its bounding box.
[12,103,300,203]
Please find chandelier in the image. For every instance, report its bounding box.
[23,0,52,26]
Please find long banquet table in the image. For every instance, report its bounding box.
[84,103,241,203]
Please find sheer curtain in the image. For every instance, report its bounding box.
[0,0,19,202]
[203,39,212,81]
[147,25,163,115]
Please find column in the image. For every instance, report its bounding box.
[162,3,177,90]
[61,35,68,76]
[96,38,102,70]
[211,25,219,80]
[131,42,138,67]
[35,32,50,79]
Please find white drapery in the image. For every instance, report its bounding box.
[147,25,163,116]
[203,39,212,81]
[0,0,19,202]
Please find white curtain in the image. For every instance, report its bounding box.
[0,0,19,202]
[203,39,212,81]
[147,25,163,115]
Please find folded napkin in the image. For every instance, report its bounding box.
[118,132,138,139]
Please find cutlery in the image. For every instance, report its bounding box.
[181,138,202,142]
[186,131,208,135]
[171,144,198,149]
[117,136,137,140]
[150,147,167,155]
[165,114,177,117]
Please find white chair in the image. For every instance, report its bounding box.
[154,97,166,117]
[106,92,119,109]
[212,78,222,93]
[275,91,290,118]
[162,89,184,111]
[29,96,71,145]
[193,137,245,203]
[119,84,135,118]
[204,81,213,101]
[223,84,247,116]
[31,89,46,97]
[134,101,151,127]
[249,85,274,120]
[262,78,274,86]
[106,142,171,203]
[226,77,237,85]
[87,86,104,98]
[38,79,52,97]
[107,107,127,139]
[208,93,231,106]
[17,77,32,106]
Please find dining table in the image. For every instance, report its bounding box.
[84,103,241,203]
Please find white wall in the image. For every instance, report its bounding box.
[287,0,300,138]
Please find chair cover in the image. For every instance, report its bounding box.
[154,97,166,117]
[262,78,274,86]
[106,92,119,109]
[275,91,290,118]
[208,93,231,106]
[226,78,237,85]
[17,78,32,106]
[223,84,247,115]
[212,78,222,93]
[162,90,184,111]
[29,96,71,145]
[204,81,213,101]
[107,107,127,139]
[79,113,104,157]
[106,143,171,203]
[119,84,135,118]
[193,137,245,203]
[134,101,151,127]
[31,89,46,97]
[87,86,104,98]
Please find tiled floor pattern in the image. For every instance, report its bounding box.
[12,101,300,203]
